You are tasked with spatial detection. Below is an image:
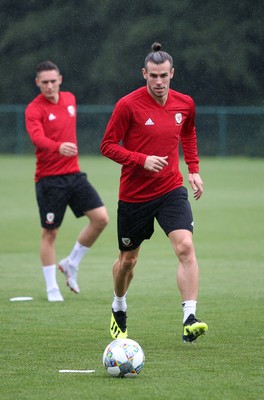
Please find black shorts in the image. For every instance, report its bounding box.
[36,172,104,229]
[117,187,194,251]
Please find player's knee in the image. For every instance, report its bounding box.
[120,254,138,271]
[95,215,109,232]
[99,212,109,229]
[41,228,58,243]
[90,208,109,231]
[175,237,194,260]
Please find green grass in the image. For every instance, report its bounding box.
[0,155,263,400]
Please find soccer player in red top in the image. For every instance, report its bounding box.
[25,61,109,302]
[101,43,208,342]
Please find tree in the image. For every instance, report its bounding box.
[0,0,263,105]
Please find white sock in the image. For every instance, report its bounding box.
[182,300,197,323]
[68,241,89,269]
[42,264,59,292]
[112,292,127,312]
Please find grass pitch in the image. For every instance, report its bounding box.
[0,155,263,400]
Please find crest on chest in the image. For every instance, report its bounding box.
[175,113,182,125]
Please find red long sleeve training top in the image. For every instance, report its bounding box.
[25,92,80,182]
[101,86,199,202]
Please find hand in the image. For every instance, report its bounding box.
[188,173,203,200]
[144,155,168,172]
[59,142,78,157]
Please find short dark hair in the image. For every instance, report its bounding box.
[36,61,60,76]
[144,42,173,69]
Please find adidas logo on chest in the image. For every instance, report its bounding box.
[145,118,154,125]
[48,113,56,121]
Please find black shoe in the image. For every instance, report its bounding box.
[110,308,128,339]
[183,314,208,342]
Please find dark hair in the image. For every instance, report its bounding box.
[36,61,60,76]
[144,42,173,69]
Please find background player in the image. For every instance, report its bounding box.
[25,61,109,302]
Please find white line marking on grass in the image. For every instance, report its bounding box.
[10,297,33,301]
[59,370,95,373]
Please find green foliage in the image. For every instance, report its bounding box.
[0,155,264,399]
[0,0,263,105]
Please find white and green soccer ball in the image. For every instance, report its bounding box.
[103,338,145,378]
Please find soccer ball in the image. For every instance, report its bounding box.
[103,338,145,378]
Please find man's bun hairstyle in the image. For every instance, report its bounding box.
[144,42,173,69]
[152,42,162,52]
